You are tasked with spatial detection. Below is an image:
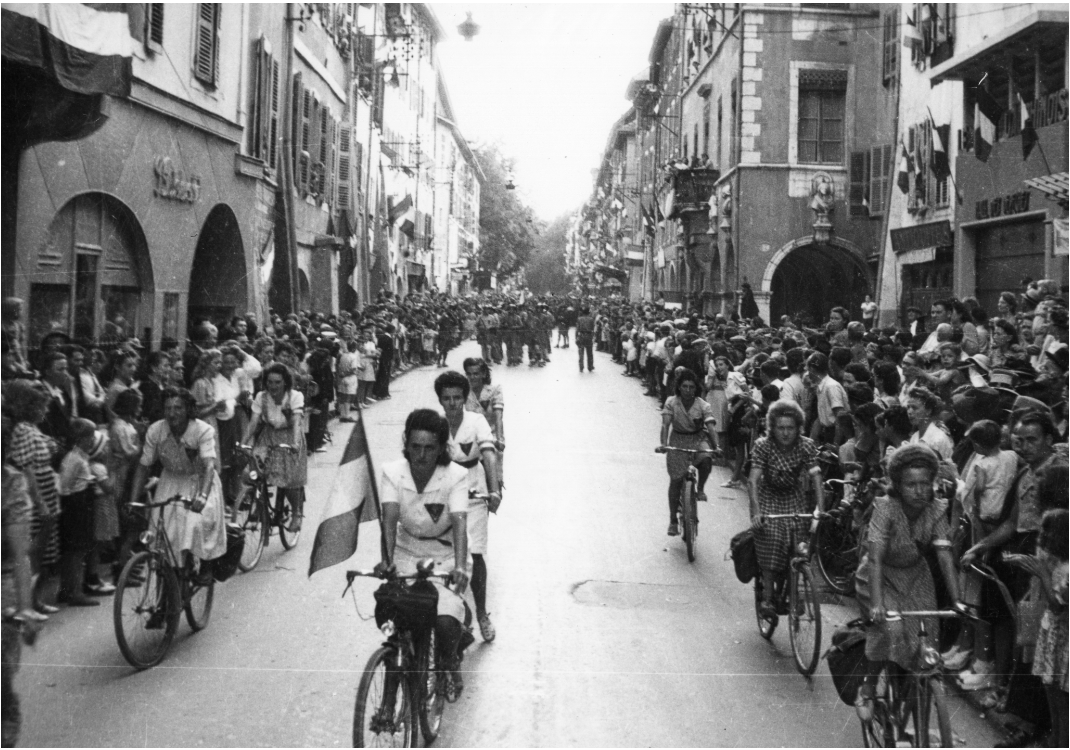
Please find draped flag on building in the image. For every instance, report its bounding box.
[896,141,914,194]
[973,87,1003,163]
[901,9,922,50]
[308,411,382,577]
[929,118,951,181]
[1017,93,1037,161]
[1,3,139,96]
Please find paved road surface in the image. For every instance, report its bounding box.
[16,338,1000,747]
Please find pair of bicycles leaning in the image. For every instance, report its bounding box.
[112,444,301,669]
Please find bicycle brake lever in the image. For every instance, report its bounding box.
[341,570,357,599]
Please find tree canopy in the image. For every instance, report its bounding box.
[474,143,536,278]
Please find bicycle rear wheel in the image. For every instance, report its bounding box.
[861,667,924,748]
[113,551,180,669]
[353,646,416,748]
[788,563,822,676]
[680,481,696,563]
[276,489,301,550]
[814,513,857,595]
[184,572,214,631]
[417,630,446,744]
[235,486,268,572]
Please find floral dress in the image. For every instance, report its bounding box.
[8,422,61,566]
[1032,557,1068,691]
[855,495,950,670]
[250,389,307,488]
[751,436,818,574]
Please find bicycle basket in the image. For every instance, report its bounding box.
[825,619,868,705]
[374,579,438,633]
[728,528,759,584]
[213,523,246,582]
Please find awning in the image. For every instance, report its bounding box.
[2,4,139,96]
[898,247,937,266]
[406,261,425,277]
[928,9,1069,85]
[1024,172,1069,210]
[594,264,628,282]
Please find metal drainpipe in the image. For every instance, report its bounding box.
[277,3,301,315]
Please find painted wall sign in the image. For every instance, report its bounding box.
[974,191,1030,221]
[153,156,201,203]
[891,220,953,254]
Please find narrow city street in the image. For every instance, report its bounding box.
[15,339,1002,748]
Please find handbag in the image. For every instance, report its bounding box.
[373,579,439,633]
[728,528,759,584]
[825,619,869,705]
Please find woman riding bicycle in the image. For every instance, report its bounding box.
[241,363,307,528]
[853,443,962,718]
[129,387,226,584]
[748,400,824,623]
[376,409,472,693]
[657,368,717,537]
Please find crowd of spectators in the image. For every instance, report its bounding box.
[581,277,1067,747]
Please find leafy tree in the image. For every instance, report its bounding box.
[525,213,572,294]
[474,144,536,278]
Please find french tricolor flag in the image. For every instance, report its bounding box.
[974,87,1004,163]
[308,410,383,576]
[1,3,140,96]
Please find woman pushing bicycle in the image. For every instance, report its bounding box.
[747,400,824,623]
[375,409,472,694]
[853,443,963,719]
[656,368,717,537]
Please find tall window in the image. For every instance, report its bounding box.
[145,3,164,53]
[250,37,279,169]
[797,70,846,164]
[193,3,220,87]
[881,9,898,87]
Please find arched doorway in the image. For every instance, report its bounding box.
[765,237,870,327]
[27,193,153,348]
[189,205,246,330]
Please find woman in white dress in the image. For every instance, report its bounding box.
[435,370,501,644]
[130,388,226,582]
[462,357,505,486]
[378,408,472,692]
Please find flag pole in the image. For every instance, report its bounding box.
[352,398,389,565]
[1032,136,1053,176]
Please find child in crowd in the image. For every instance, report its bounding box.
[57,419,112,606]
[622,333,636,376]
[944,419,1019,689]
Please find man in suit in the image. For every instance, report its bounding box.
[905,306,926,350]
[182,320,217,388]
[38,351,76,452]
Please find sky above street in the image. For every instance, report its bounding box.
[432,3,673,222]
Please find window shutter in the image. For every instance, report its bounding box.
[307,96,321,196]
[869,145,889,216]
[146,3,165,52]
[848,150,870,217]
[194,4,219,87]
[882,10,898,87]
[337,124,351,211]
[252,37,271,161]
[291,72,304,188]
[325,114,336,206]
[268,58,280,169]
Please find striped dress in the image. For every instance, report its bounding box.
[9,422,61,566]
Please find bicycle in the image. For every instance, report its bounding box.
[655,446,720,563]
[233,443,301,572]
[346,561,472,747]
[752,511,826,676]
[858,606,977,748]
[112,492,215,669]
[813,477,874,596]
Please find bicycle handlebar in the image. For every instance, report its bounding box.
[760,511,831,521]
[655,446,720,454]
[129,494,199,511]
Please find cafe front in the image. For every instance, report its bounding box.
[10,94,261,350]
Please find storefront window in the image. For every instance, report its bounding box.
[28,285,71,348]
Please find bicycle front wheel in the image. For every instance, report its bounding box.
[788,563,822,676]
[277,489,301,550]
[417,629,446,744]
[184,572,214,631]
[235,486,268,572]
[113,551,180,669]
[814,513,857,595]
[353,647,416,748]
[680,481,696,562]
[861,667,924,748]
[754,577,776,640]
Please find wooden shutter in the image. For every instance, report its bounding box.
[194,4,219,86]
[337,124,351,211]
[848,150,870,217]
[882,10,898,87]
[146,3,164,52]
[869,144,893,216]
[325,114,336,205]
[252,38,271,161]
[291,72,304,188]
[268,58,280,169]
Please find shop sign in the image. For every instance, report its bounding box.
[1029,88,1068,130]
[891,220,952,255]
[974,191,1030,221]
[153,156,201,203]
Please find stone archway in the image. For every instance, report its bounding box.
[761,236,871,326]
[189,204,246,331]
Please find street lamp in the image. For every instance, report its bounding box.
[457,12,480,41]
